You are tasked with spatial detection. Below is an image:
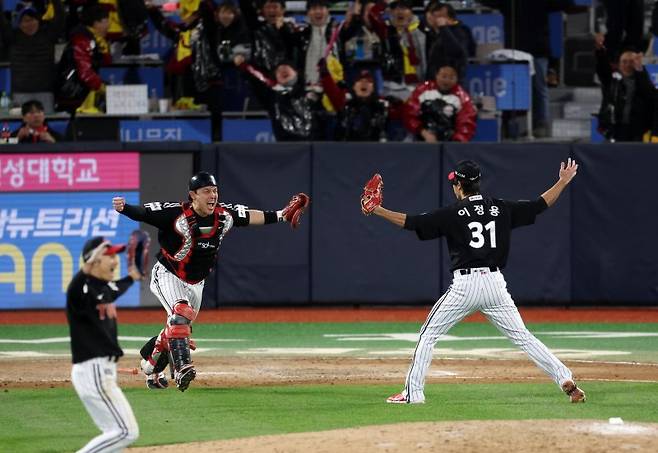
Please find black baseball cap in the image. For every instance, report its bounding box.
[188,171,217,191]
[447,160,481,185]
[82,237,126,262]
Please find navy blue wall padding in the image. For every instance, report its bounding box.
[571,145,658,302]
[311,143,441,303]
[441,144,573,302]
[214,144,312,303]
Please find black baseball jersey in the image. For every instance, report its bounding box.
[66,271,133,364]
[404,195,548,271]
[121,201,250,283]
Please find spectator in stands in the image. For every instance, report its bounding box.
[403,64,476,143]
[340,0,383,81]
[290,0,340,86]
[146,0,202,109]
[479,0,577,138]
[11,99,62,143]
[422,1,475,82]
[370,0,426,102]
[0,0,65,113]
[70,0,149,56]
[600,0,645,63]
[234,54,324,141]
[54,4,111,113]
[319,59,389,141]
[239,0,296,77]
[193,0,250,141]
[595,36,657,142]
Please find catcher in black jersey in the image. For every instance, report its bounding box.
[361,159,586,404]
[113,171,310,391]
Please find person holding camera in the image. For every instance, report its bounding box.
[11,99,62,143]
[403,64,476,143]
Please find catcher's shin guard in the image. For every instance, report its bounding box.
[140,335,171,377]
[140,331,169,376]
[166,302,197,391]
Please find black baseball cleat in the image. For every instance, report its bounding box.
[175,364,196,392]
[145,372,169,390]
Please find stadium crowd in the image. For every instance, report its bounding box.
[1,0,657,143]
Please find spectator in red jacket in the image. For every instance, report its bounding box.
[403,64,476,143]
[54,5,111,112]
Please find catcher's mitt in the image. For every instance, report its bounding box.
[282,193,310,229]
[361,173,383,215]
[127,230,151,276]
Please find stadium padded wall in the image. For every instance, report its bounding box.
[1,142,657,308]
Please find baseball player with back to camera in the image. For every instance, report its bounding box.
[360,158,586,404]
[66,237,143,452]
[112,171,310,391]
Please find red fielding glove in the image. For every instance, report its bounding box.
[361,173,383,215]
[281,193,310,229]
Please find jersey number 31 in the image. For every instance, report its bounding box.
[468,221,497,249]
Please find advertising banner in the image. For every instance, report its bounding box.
[0,152,140,309]
[120,119,211,143]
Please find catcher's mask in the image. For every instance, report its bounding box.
[188,171,217,192]
[448,160,481,186]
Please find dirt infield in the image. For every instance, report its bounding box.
[2,355,657,389]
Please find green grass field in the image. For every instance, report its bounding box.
[1,321,657,452]
[3,383,658,451]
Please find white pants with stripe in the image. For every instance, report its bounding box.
[71,357,139,452]
[403,267,573,403]
[149,261,205,316]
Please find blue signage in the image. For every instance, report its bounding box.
[223,119,276,142]
[472,117,500,142]
[140,20,174,60]
[120,119,212,143]
[0,192,140,309]
[644,64,658,87]
[457,13,504,45]
[465,63,531,110]
[2,0,19,11]
[0,66,9,94]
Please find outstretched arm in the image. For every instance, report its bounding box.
[243,193,311,228]
[541,158,578,207]
[372,206,407,228]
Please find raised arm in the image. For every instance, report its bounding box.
[540,158,578,207]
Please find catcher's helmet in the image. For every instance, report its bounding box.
[188,171,217,191]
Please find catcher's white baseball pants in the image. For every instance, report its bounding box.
[71,357,139,452]
[403,267,573,403]
[149,261,204,315]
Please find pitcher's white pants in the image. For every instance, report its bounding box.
[404,267,573,403]
[72,357,139,452]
